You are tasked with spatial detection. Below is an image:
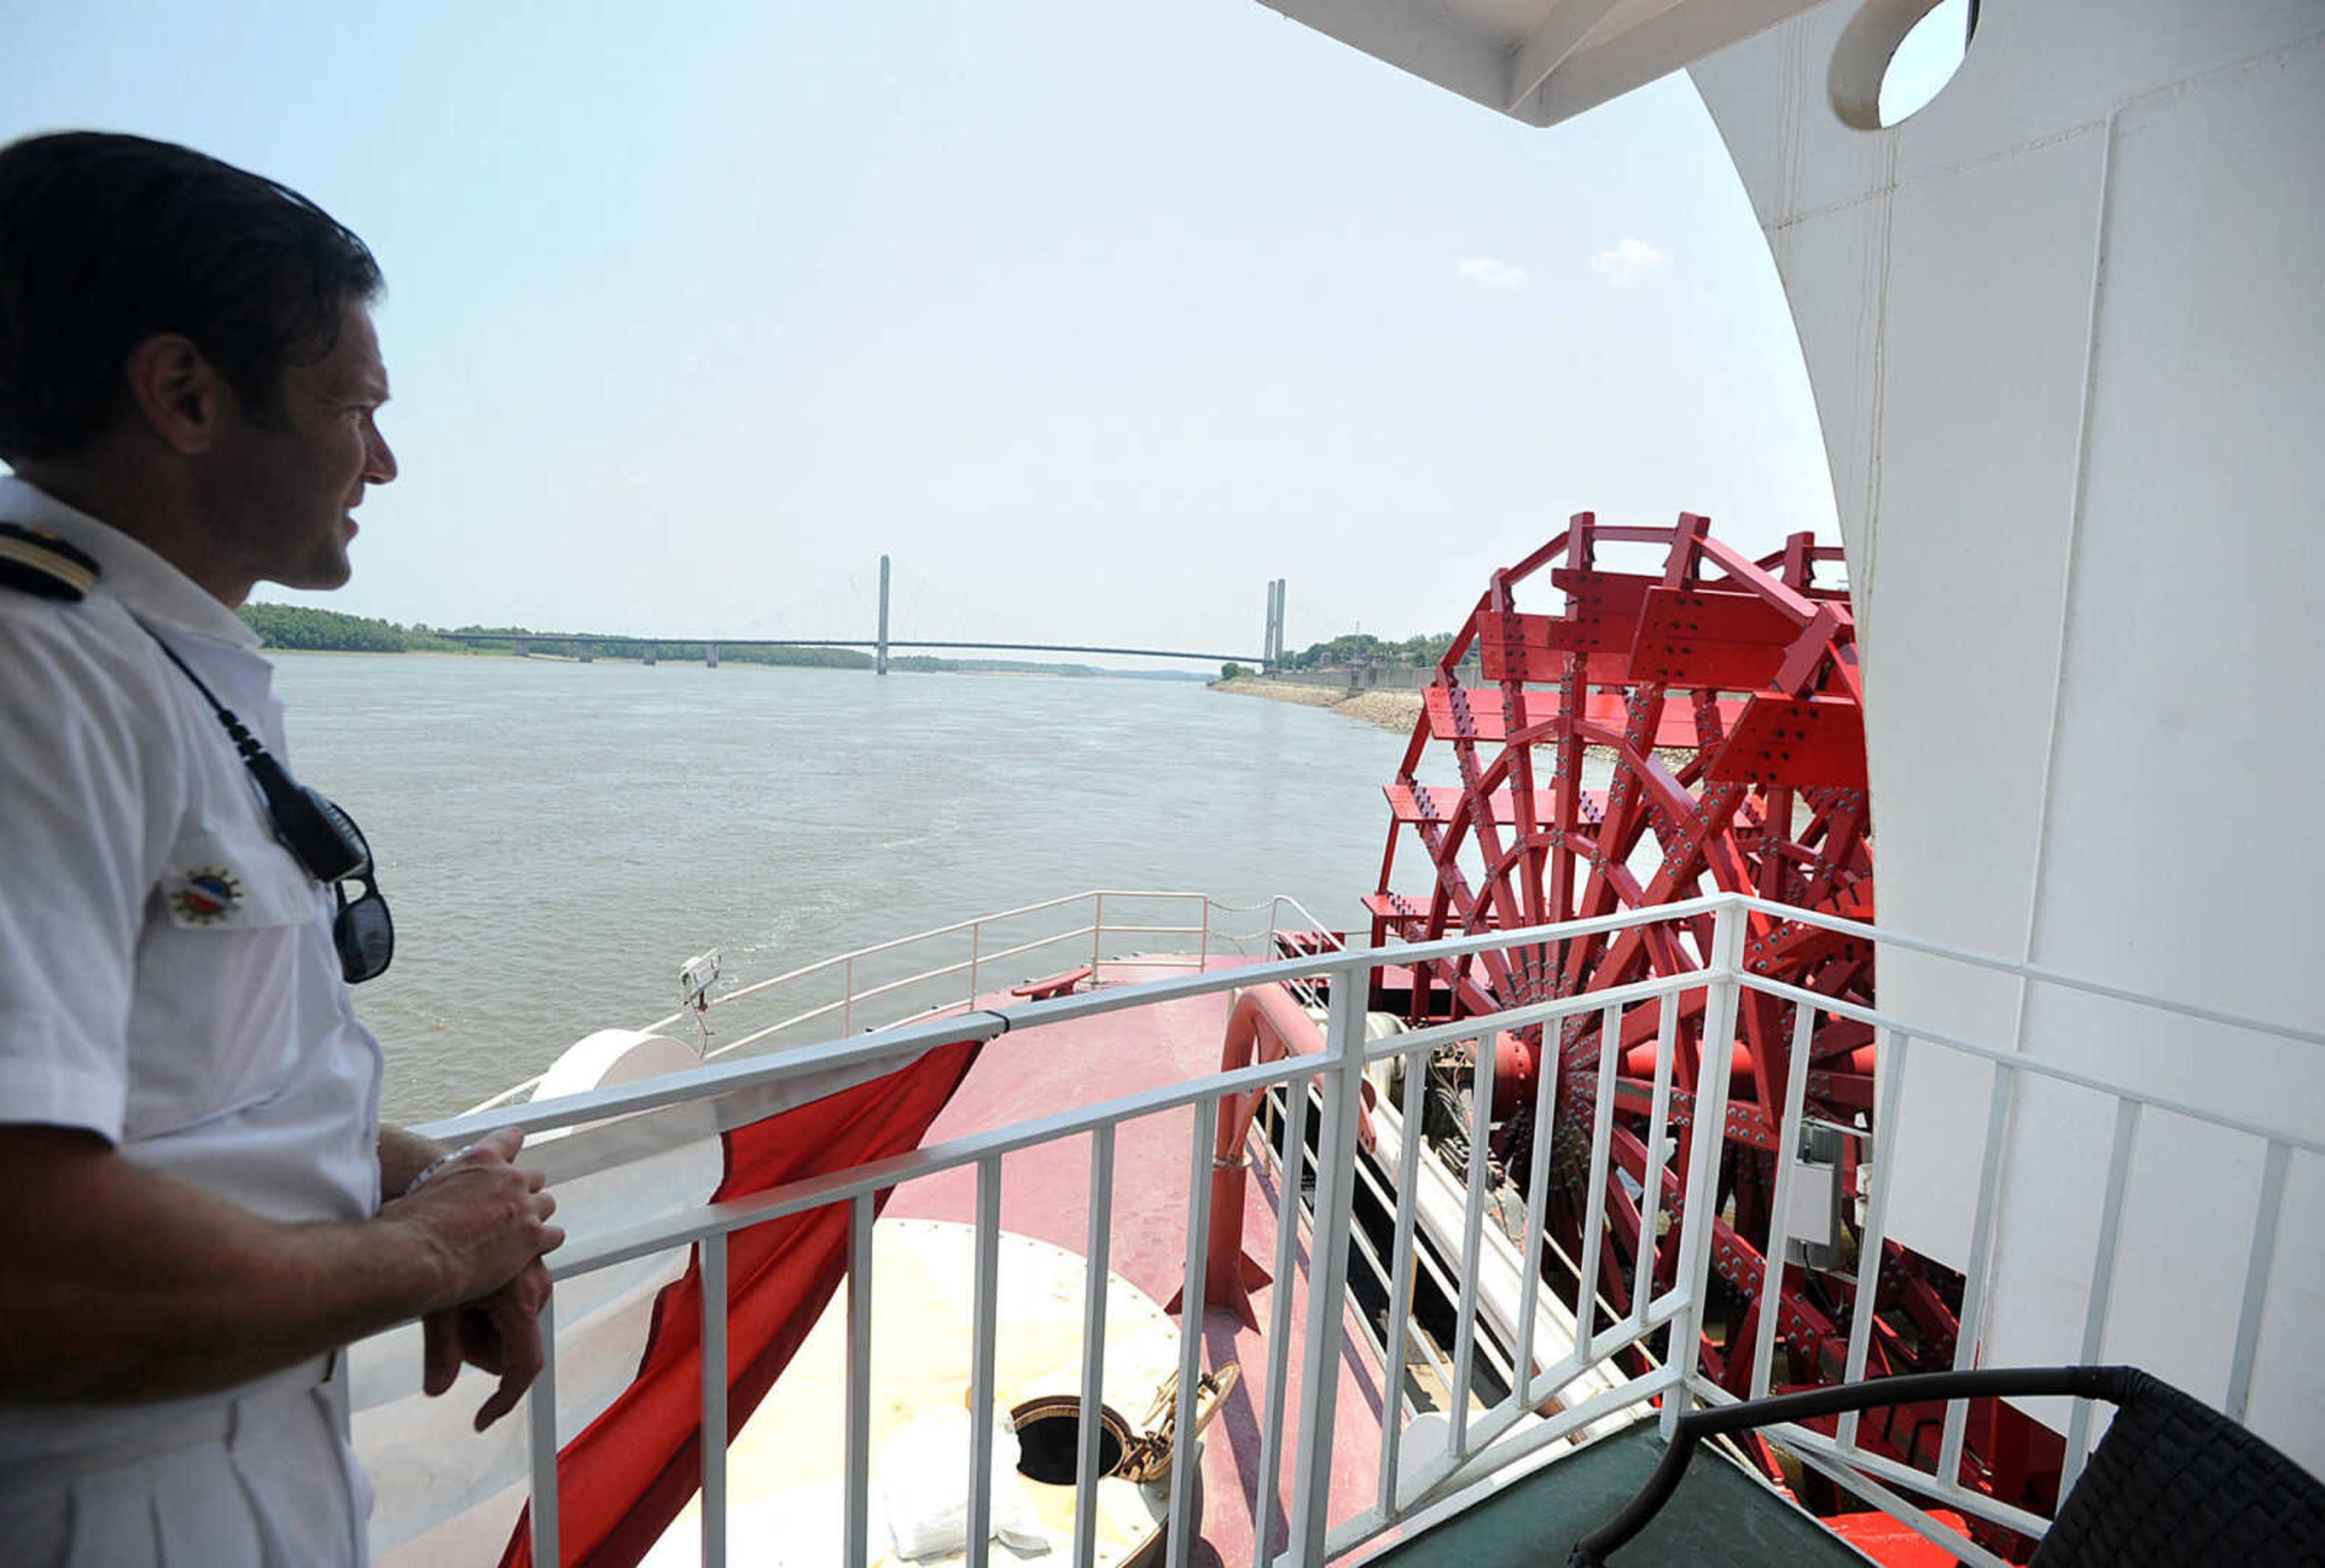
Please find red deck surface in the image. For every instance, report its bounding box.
[888,958,1390,1567]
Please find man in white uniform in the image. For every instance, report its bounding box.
[0,132,565,1564]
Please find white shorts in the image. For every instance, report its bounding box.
[0,1366,371,1567]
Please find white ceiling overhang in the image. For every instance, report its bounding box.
[1262,0,1824,125]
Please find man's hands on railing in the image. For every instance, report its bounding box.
[420,1258,553,1431]
[378,1127,565,1431]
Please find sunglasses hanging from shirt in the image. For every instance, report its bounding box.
[133,621,394,983]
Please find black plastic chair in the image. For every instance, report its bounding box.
[1568,1365,2325,1566]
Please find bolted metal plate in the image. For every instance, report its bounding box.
[1627,585,1802,688]
[1424,686,1739,748]
[1703,693,1868,788]
[1383,783,1608,829]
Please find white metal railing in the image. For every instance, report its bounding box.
[411,892,2323,1568]
[461,889,1345,1116]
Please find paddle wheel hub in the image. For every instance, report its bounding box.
[1364,513,2048,1541]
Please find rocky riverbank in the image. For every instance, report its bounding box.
[1211,677,1423,733]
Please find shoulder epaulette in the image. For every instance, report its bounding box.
[0,521,101,601]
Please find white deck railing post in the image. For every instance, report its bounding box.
[699,1231,729,1568]
[2226,1140,2291,1422]
[1512,1013,1561,1404]
[1837,1030,1909,1455]
[2060,1098,2137,1494]
[1573,1001,1624,1354]
[967,1156,1004,1568]
[1168,1099,1218,1568]
[1448,1026,1496,1461]
[1664,898,1747,1440]
[845,1193,876,1568]
[1072,1129,1116,1568]
[1282,947,1373,1565]
[1626,995,1681,1339]
[1749,1000,1821,1398]
[1255,1068,1312,1563]
[527,1292,559,1567]
[1377,1037,1433,1517]
[1936,1063,2019,1487]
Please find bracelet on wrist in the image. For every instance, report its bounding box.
[402,1144,472,1197]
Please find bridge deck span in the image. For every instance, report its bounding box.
[439,634,1265,664]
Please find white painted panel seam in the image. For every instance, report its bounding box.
[1858,133,1895,632]
[1764,120,2106,232]
[2011,108,2116,978]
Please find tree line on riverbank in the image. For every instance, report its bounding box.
[236,603,1199,679]
[237,602,870,667]
[1221,630,1459,680]
[1280,631,1458,670]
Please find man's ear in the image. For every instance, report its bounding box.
[120,333,229,456]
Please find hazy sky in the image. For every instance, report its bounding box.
[3,1,1869,665]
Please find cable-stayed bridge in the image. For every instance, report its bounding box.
[436,559,1290,674]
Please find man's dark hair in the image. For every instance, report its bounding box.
[0,131,383,463]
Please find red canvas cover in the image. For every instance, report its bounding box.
[501,1035,984,1567]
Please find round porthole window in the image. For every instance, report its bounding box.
[1829,0,1976,131]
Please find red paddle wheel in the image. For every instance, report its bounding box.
[1363,514,2046,1535]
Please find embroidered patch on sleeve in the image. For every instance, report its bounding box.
[168,866,245,924]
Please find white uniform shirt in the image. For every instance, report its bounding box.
[0,477,384,1550]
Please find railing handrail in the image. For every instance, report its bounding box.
[1741,969,2325,1156]
[434,890,2317,1145]
[427,894,1734,1141]
[458,888,1339,1118]
[1724,891,2325,1049]
[650,888,1213,1026]
[547,1044,1333,1282]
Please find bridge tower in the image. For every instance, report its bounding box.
[876,554,891,676]
[1261,578,1287,670]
